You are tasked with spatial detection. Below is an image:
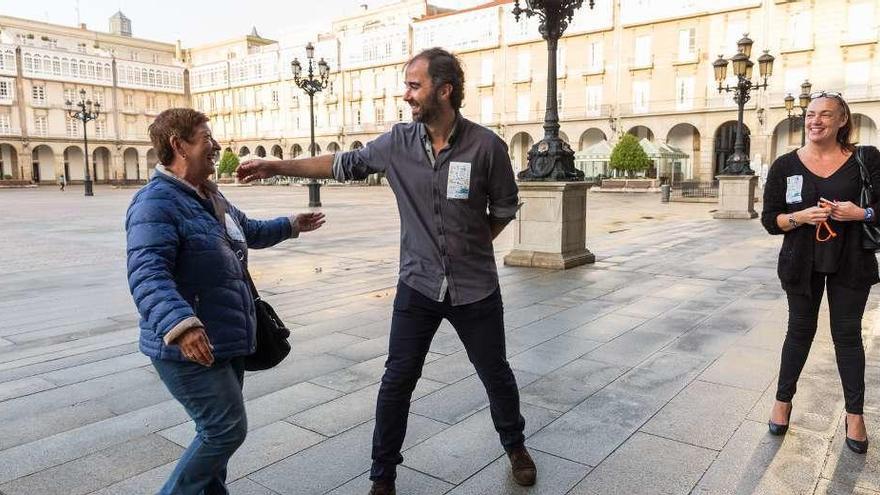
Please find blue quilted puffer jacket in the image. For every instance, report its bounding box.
[126,172,292,361]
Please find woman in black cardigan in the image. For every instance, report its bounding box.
[762,92,880,454]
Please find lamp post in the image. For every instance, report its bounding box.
[291,42,330,207]
[785,80,812,146]
[711,35,775,175]
[512,0,593,181]
[66,88,100,196]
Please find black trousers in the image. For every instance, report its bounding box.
[776,272,870,414]
[370,281,526,481]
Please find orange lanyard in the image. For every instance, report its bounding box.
[816,203,837,242]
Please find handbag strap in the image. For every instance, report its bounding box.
[204,187,262,303]
[855,145,872,191]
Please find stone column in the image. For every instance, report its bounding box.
[713,174,758,219]
[504,181,595,269]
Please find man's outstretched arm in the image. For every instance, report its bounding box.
[237,154,334,182]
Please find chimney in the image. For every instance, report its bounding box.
[79,23,87,30]
[360,3,368,10]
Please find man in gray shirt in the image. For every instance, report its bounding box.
[238,47,534,495]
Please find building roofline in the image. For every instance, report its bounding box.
[413,0,512,23]
[0,14,177,50]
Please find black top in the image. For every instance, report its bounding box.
[761,146,880,295]
[800,155,861,273]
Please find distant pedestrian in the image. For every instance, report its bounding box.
[59,174,66,191]
[761,91,880,454]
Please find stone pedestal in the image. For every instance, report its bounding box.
[713,174,758,219]
[504,181,595,269]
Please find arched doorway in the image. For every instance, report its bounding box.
[666,123,700,181]
[255,145,266,158]
[578,128,606,151]
[627,126,654,141]
[239,146,250,157]
[714,121,750,175]
[32,145,56,183]
[852,114,879,146]
[350,141,363,150]
[308,143,321,156]
[770,119,799,163]
[93,147,112,182]
[0,144,19,179]
[271,145,283,159]
[291,144,303,158]
[63,146,85,182]
[146,149,158,178]
[327,142,340,153]
[123,147,139,181]
[509,132,534,171]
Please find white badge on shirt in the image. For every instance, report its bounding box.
[447,161,471,200]
[225,213,246,242]
[786,175,803,204]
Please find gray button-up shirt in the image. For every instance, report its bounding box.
[332,115,519,306]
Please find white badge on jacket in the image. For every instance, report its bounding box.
[225,213,246,242]
[786,175,803,204]
[447,161,471,200]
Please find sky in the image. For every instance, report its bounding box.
[1,0,475,47]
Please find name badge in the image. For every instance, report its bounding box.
[225,213,246,242]
[786,175,803,204]
[447,161,471,200]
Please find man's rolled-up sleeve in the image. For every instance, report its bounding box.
[332,131,393,182]
[487,138,520,224]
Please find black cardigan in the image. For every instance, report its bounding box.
[761,146,880,295]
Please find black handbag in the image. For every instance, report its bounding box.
[855,146,880,252]
[243,268,292,371]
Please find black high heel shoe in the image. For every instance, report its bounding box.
[768,402,792,436]
[845,416,869,454]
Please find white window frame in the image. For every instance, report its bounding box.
[586,85,602,117]
[481,95,493,124]
[634,35,652,67]
[632,80,650,113]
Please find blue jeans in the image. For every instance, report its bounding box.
[152,356,247,495]
[370,282,525,481]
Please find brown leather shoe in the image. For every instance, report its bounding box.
[368,479,396,495]
[508,445,537,486]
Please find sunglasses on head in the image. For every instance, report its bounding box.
[810,91,844,100]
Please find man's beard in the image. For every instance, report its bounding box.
[412,90,442,124]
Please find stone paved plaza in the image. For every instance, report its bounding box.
[0,184,879,495]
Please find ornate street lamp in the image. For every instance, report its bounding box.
[291,42,330,207]
[512,0,594,181]
[66,88,101,196]
[785,79,812,146]
[712,34,775,175]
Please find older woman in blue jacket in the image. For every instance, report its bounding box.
[126,108,324,495]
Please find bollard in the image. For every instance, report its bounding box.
[660,184,671,203]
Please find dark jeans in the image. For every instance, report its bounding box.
[370,281,526,481]
[152,356,248,495]
[776,272,870,414]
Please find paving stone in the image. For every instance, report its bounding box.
[402,403,560,484]
[250,415,447,494]
[89,462,175,495]
[227,478,282,494]
[39,352,151,386]
[509,335,602,375]
[290,379,443,436]
[564,313,647,343]
[747,372,845,436]
[814,479,880,495]
[613,296,679,319]
[504,304,565,330]
[610,351,710,400]
[568,433,715,495]
[700,345,780,391]
[820,413,880,491]
[242,354,355,400]
[519,359,630,413]
[226,421,325,481]
[0,376,55,401]
[0,434,181,495]
[505,317,582,355]
[327,465,454,495]
[421,349,477,384]
[665,328,743,359]
[426,331,466,355]
[410,369,539,425]
[446,448,590,495]
[693,420,829,495]
[328,335,391,362]
[160,381,341,446]
[308,355,388,393]
[584,330,677,367]
[0,400,117,450]
[641,380,762,450]
[0,399,188,484]
[0,343,139,384]
[293,332,369,356]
